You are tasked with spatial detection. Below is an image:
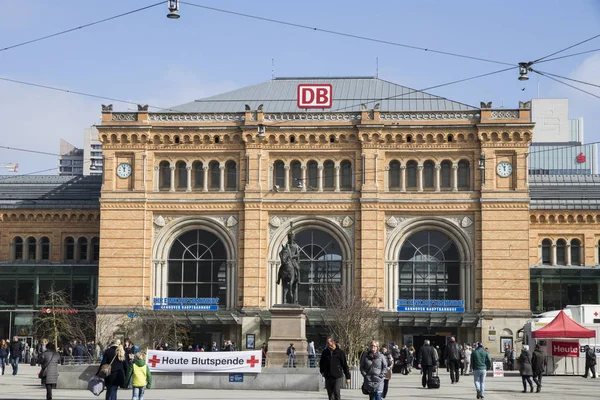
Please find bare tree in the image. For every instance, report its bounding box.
[323,286,380,367]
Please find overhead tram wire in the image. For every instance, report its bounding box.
[534,47,600,64]
[0,1,164,53]
[530,69,600,90]
[0,145,61,157]
[531,69,600,101]
[531,33,600,64]
[179,1,515,67]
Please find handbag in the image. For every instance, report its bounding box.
[39,353,57,379]
[98,352,118,379]
[88,375,106,396]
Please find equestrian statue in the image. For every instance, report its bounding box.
[277,225,301,304]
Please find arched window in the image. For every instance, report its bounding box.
[324,161,335,190]
[273,160,285,189]
[27,237,36,261]
[458,160,470,189]
[570,239,581,266]
[13,237,23,261]
[192,161,204,189]
[423,161,435,188]
[159,161,171,190]
[295,229,343,308]
[556,239,567,265]
[176,161,187,190]
[65,237,75,261]
[307,161,318,189]
[341,160,352,190]
[441,160,452,189]
[91,237,100,262]
[389,161,400,189]
[41,237,50,261]
[541,239,552,265]
[168,229,227,306]
[209,161,220,189]
[225,160,237,190]
[79,237,88,261]
[291,160,302,190]
[398,230,460,301]
[406,160,417,189]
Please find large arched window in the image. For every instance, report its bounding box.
[398,230,460,301]
[324,160,335,190]
[307,161,318,189]
[27,237,36,261]
[176,161,187,190]
[423,161,435,189]
[556,239,567,265]
[209,161,220,189]
[458,160,470,189]
[294,229,343,308]
[341,160,352,190]
[167,229,227,306]
[79,237,88,261]
[441,160,452,189]
[13,237,23,261]
[389,161,400,189]
[541,239,552,265]
[273,160,285,189]
[570,239,581,266]
[192,161,204,189]
[406,160,417,189]
[41,237,50,261]
[65,237,75,261]
[225,160,237,190]
[291,160,302,190]
[159,161,171,190]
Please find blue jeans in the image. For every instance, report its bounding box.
[0,356,6,374]
[369,392,383,400]
[10,357,19,375]
[105,384,118,400]
[132,386,145,400]
[473,369,486,397]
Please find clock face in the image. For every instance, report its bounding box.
[116,162,132,178]
[496,162,513,177]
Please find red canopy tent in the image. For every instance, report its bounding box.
[532,310,596,338]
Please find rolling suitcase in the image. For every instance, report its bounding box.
[428,368,441,389]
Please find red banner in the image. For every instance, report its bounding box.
[551,341,579,357]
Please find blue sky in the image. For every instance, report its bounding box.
[1,0,599,173]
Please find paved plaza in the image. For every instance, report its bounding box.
[0,364,598,399]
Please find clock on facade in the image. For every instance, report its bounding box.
[116,162,132,178]
[496,161,513,177]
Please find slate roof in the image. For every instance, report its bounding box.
[171,77,479,113]
[0,175,102,210]
[529,175,600,210]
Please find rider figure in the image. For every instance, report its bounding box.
[278,229,301,303]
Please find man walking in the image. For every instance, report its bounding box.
[417,340,438,388]
[583,345,596,378]
[9,336,24,376]
[447,337,461,384]
[470,342,492,399]
[307,340,316,368]
[319,336,351,400]
[531,344,545,392]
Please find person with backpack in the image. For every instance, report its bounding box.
[125,352,152,400]
[98,338,126,400]
[286,343,297,368]
[583,345,596,378]
[470,342,492,399]
[9,336,24,375]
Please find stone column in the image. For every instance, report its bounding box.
[202,165,209,192]
[417,164,424,192]
[219,164,225,192]
[268,165,274,190]
[452,162,459,192]
[435,163,441,192]
[153,166,159,192]
[384,166,389,192]
[580,245,585,266]
[169,165,175,192]
[36,239,42,262]
[334,163,341,192]
[74,240,80,263]
[186,162,192,192]
[552,243,557,266]
[566,244,572,266]
[318,164,323,192]
[400,165,406,192]
[374,153,379,188]
[301,164,307,192]
[284,165,290,192]
[87,239,93,262]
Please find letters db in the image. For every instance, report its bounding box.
[297,84,333,108]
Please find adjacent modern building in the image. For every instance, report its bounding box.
[58,139,84,176]
[84,127,103,176]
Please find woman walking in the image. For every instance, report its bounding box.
[360,341,387,400]
[380,345,393,399]
[519,345,534,393]
[39,343,60,400]
[98,339,126,400]
[0,339,8,375]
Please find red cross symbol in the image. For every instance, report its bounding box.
[148,355,161,368]
[246,355,260,368]
[594,312,598,317]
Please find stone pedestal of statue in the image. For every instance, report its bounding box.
[267,304,308,368]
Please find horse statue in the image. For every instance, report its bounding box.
[277,230,300,304]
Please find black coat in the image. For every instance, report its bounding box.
[418,345,438,367]
[447,342,461,361]
[585,349,597,366]
[9,340,23,359]
[319,346,351,380]
[531,349,545,375]
[99,346,126,388]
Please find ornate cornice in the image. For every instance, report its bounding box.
[0,211,100,223]
[530,212,600,224]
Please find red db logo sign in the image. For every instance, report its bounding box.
[297,84,332,108]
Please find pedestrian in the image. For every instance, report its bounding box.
[583,345,597,378]
[409,345,415,369]
[510,347,516,371]
[261,343,268,367]
[9,336,24,375]
[211,341,218,352]
[531,344,545,392]
[519,345,534,393]
[446,337,461,384]
[319,335,351,400]
[417,339,438,389]
[463,345,471,376]
[0,338,8,375]
[98,338,126,400]
[39,343,60,400]
[459,345,465,375]
[125,352,152,400]
[470,342,491,399]
[380,344,393,399]
[360,341,386,400]
[307,340,316,368]
[286,343,296,368]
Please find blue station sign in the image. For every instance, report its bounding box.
[396,299,465,313]
[153,298,219,311]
